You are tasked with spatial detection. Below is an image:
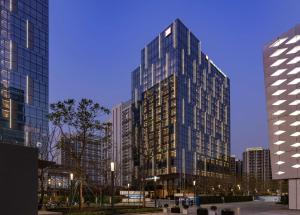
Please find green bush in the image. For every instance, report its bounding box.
[224,196,253,203]
[200,196,222,204]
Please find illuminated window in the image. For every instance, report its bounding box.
[271,69,287,76]
[290,110,300,116]
[270,48,287,57]
[289,89,300,95]
[276,161,285,165]
[292,164,300,168]
[291,132,300,137]
[288,78,300,85]
[164,27,172,37]
[287,46,300,54]
[277,171,285,175]
[290,100,300,105]
[290,121,300,126]
[272,89,286,96]
[287,67,300,75]
[274,140,285,145]
[271,79,286,86]
[270,37,288,47]
[287,56,300,65]
[274,130,285,135]
[270,58,287,67]
[291,143,300,147]
[273,120,285,125]
[273,110,286,115]
[272,100,286,106]
[275,151,285,155]
[286,35,300,44]
[292,153,300,158]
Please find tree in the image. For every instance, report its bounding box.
[38,125,60,209]
[48,98,109,209]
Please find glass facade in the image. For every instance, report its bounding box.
[131,19,230,193]
[0,0,49,149]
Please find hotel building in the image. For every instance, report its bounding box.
[131,19,230,196]
[263,24,300,209]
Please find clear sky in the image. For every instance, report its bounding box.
[50,0,300,158]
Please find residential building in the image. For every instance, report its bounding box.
[242,147,272,196]
[230,155,243,178]
[263,24,300,209]
[60,123,112,187]
[111,100,133,187]
[0,0,49,150]
[131,19,230,196]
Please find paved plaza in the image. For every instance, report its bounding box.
[130,201,300,215]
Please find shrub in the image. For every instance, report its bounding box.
[171,207,180,213]
[221,208,235,215]
[224,196,252,203]
[197,207,208,215]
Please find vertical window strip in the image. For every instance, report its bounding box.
[139,65,142,86]
[173,21,177,48]
[26,75,29,104]
[165,52,169,78]
[151,64,154,86]
[26,20,29,48]
[9,40,12,70]
[144,46,148,69]
[9,99,12,128]
[198,42,202,65]
[158,34,161,59]
[188,30,191,55]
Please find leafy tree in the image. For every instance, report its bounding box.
[48,98,109,209]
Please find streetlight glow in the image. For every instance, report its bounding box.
[193,180,196,186]
[70,173,74,181]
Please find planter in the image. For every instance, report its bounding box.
[221,209,235,215]
[171,207,180,213]
[197,207,208,215]
[182,208,188,214]
[163,208,168,213]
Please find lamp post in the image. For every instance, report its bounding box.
[154,176,158,208]
[69,173,74,206]
[127,183,130,205]
[193,180,196,205]
[111,162,115,214]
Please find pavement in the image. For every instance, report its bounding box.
[127,201,300,215]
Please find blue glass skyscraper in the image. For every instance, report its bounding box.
[131,19,230,195]
[0,0,48,150]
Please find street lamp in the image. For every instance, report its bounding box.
[193,180,196,205]
[127,183,130,205]
[111,162,115,214]
[70,173,74,181]
[154,176,158,208]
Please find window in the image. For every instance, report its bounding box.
[270,58,287,67]
[289,89,300,95]
[273,120,285,125]
[287,67,300,75]
[270,37,288,47]
[287,56,300,65]
[271,69,286,76]
[274,130,285,135]
[271,79,286,86]
[286,35,300,44]
[272,100,286,106]
[275,151,285,155]
[272,89,286,96]
[270,48,287,57]
[288,78,300,85]
[287,46,300,54]
[273,110,286,115]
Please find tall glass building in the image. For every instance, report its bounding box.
[131,19,230,195]
[263,24,300,210]
[0,0,49,149]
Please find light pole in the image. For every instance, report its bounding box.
[127,183,130,205]
[111,162,115,214]
[69,173,74,206]
[154,176,158,208]
[193,180,196,205]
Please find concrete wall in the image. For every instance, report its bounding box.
[0,143,38,215]
[289,179,300,210]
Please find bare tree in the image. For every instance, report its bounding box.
[48,98,109,209]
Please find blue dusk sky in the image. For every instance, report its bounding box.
[50,0,300,158]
